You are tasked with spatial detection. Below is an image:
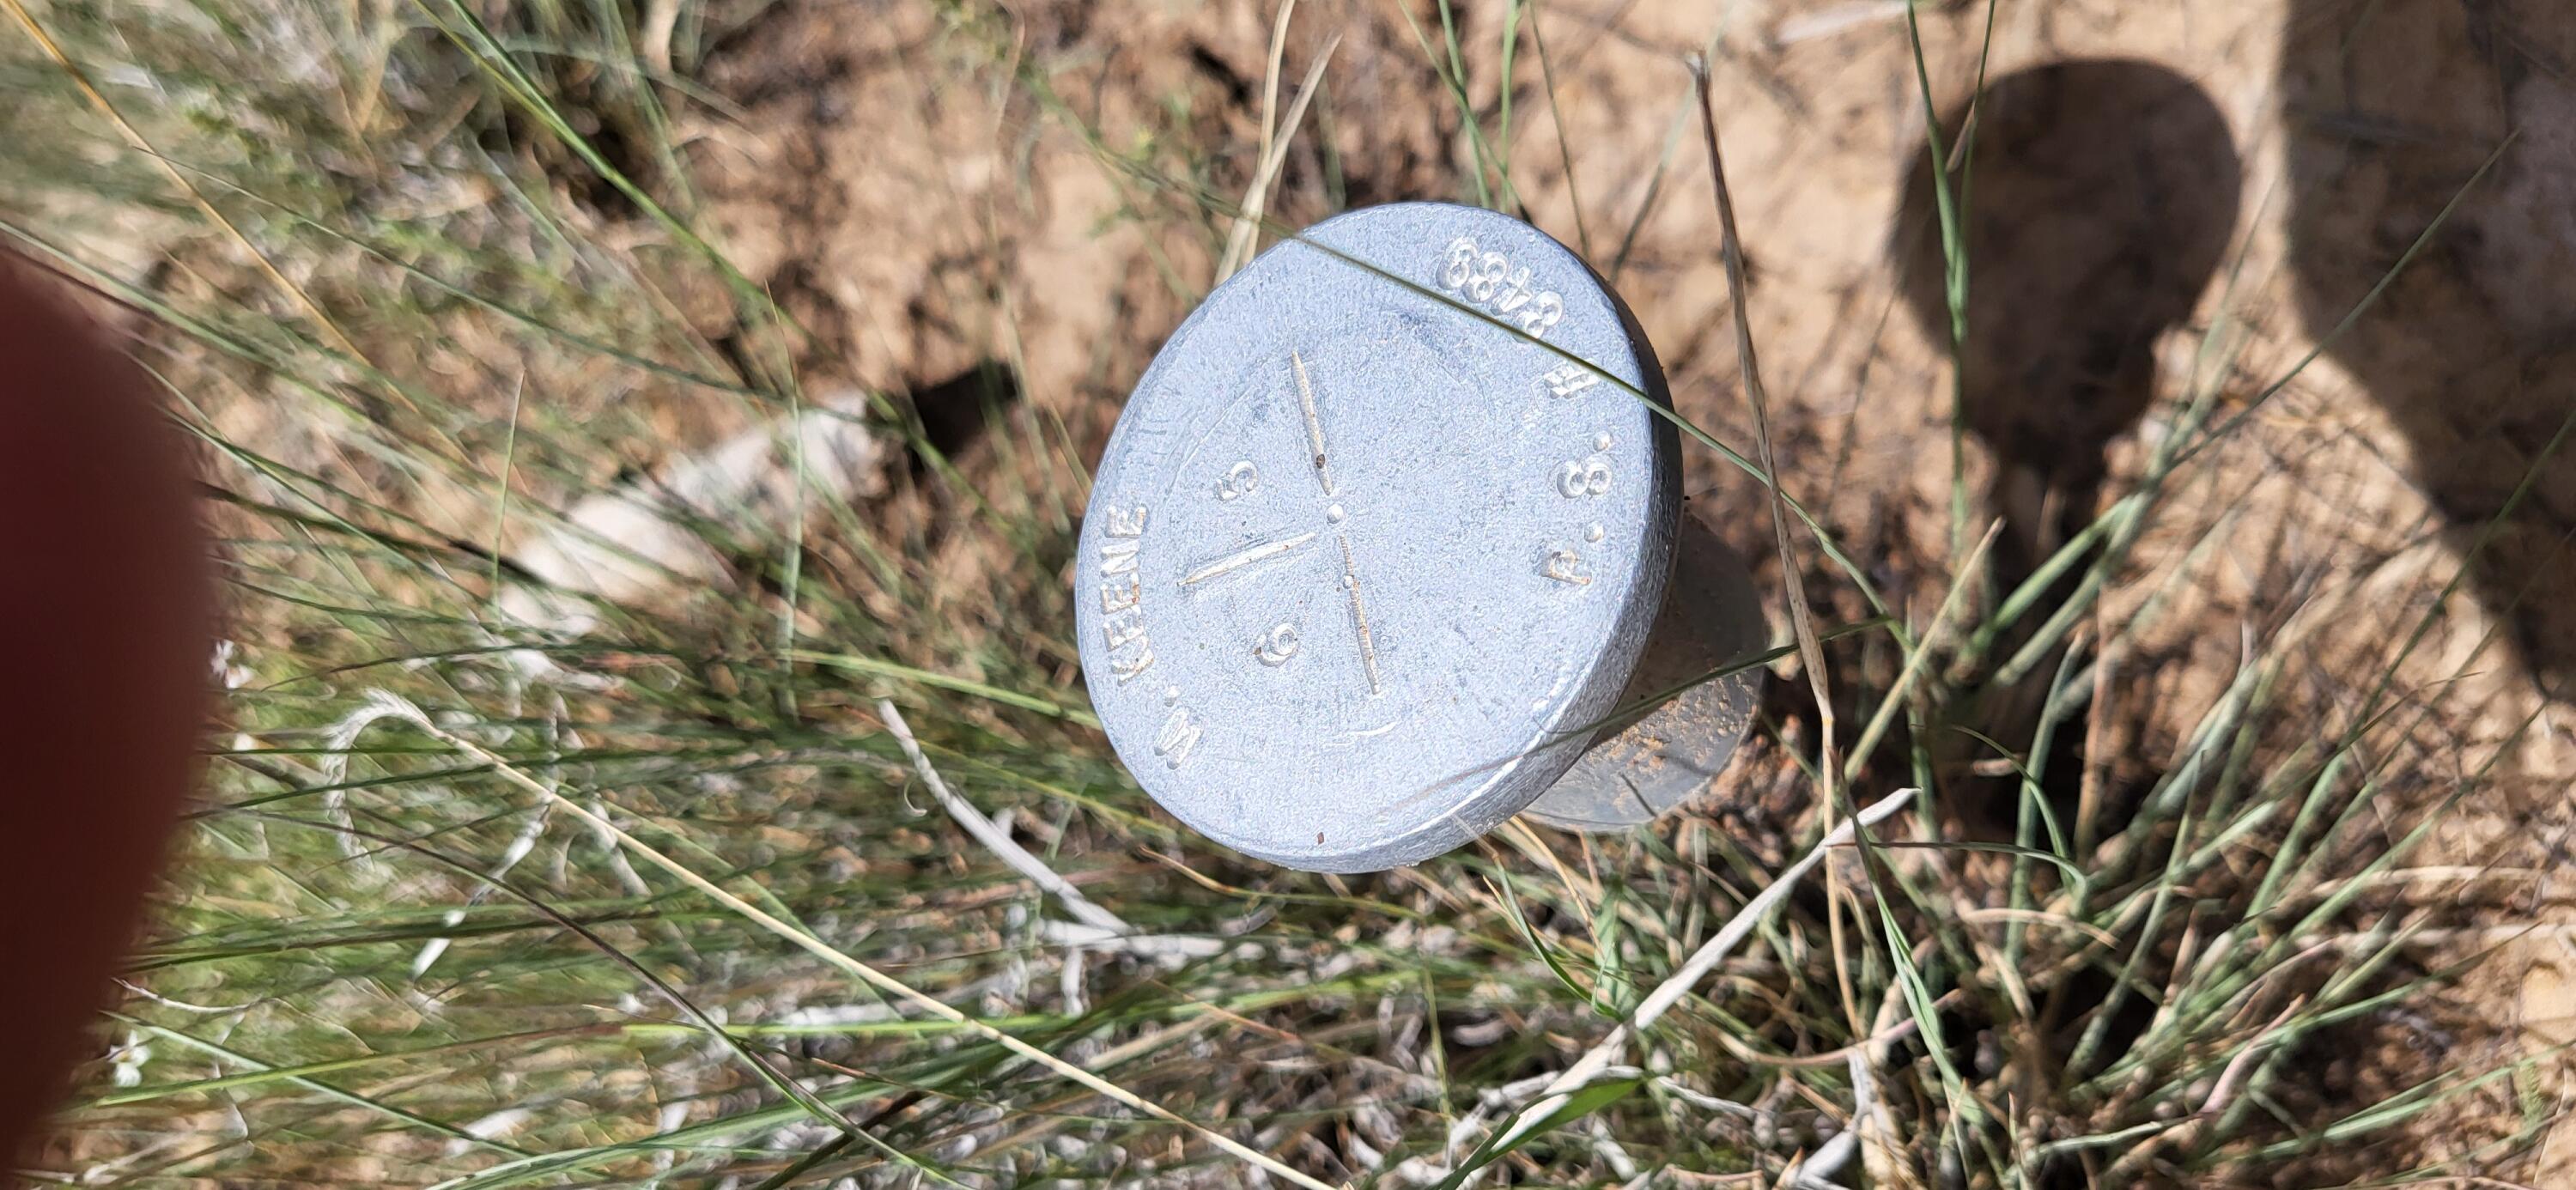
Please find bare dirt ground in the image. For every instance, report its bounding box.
[40,0,2565,1178]
[663,0,2576,1176]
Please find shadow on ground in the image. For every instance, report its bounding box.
[1888,58,2242,829]
[2284,0,2576,697]
[1893,58,2242,606]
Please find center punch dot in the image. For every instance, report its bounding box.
[1327,503,1346,522]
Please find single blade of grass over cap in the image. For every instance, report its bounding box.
[1273,228,1904,627]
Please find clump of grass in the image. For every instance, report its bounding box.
[7,0,2557,1187]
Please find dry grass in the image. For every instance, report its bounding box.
[8,0,2573,1186]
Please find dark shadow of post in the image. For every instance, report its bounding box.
[1895,58,2244,598]
[1890,58,2243,809]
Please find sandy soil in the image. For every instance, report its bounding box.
[666,0,2576,1175]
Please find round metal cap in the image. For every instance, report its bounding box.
[1075,202,1680,871]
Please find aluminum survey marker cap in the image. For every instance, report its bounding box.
[1076,202,1681,872]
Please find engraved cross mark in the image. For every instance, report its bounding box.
[1181,531,1318,587]
[1335,535,1383,695]
[1291,349,1337,496]
[1176,349,1386,696]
